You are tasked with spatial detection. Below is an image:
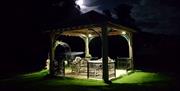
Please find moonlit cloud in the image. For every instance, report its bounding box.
[76,0,180,35]
[76,0,84,6]
[75,0,100,13]
[76,0,88,10]
[81,5,100,13]
[75,0,87,11]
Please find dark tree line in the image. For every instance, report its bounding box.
[1,0,81,76]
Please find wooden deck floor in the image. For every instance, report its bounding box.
[65,68,129,80]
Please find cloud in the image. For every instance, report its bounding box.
[80,5,100,13]
[132,0,180,35]
[78,0,180,35]
[81,0,141,13]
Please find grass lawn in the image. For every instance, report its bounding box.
[0,70,179,91]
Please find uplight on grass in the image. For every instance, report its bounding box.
[113,71,171,84]
[116,69,127,77]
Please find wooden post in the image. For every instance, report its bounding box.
[87,62,89,78]
[80,35,94,58]
[123,33,134,70]
[129,33,134,70]
[85,37,92,58]
[49,31,55,76]
[101,24,111,84]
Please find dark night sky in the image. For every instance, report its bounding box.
[78,0,180,35]
[3,0,180,35]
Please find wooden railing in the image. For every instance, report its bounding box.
[116,57,132,70]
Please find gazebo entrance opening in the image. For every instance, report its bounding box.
[56,36,87,78]
[53,41,71,76]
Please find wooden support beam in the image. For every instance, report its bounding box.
[49,31,55,76]
[101,24,111,84]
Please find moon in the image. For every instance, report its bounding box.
[76,0,84,6]
[76,0,86,9]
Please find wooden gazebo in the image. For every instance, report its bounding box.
[48,10,135,83]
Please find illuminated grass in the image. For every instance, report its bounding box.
[113,71,171,84]
[43,78,106,86]
[1,70,171,85]
[0,70,175,91]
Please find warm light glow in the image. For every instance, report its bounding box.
[88,34,92,37]
[122,31,126,35]
[45,59,50,70]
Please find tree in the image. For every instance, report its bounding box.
[35,0,81,29]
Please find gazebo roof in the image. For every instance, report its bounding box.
[49,10,136,37]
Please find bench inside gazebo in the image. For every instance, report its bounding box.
[47,10,135,83]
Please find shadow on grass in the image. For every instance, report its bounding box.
[1,82,178,91]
